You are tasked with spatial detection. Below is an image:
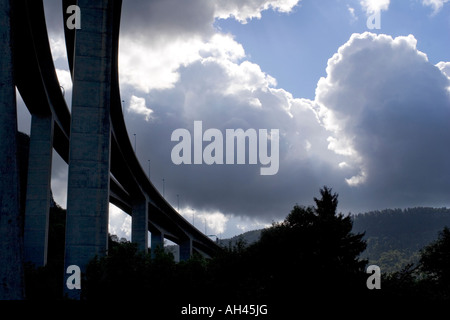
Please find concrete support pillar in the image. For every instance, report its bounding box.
[151,230,164,259]
[180,238,193,261]
[24,114,54,267]
[131,195,148,253]
[0,0,25,300]
[63,0,114,299]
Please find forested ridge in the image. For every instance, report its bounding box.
[352,207,450,273]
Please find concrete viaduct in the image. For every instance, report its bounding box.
[0,0,220,299]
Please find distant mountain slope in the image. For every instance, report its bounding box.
[218,229,263,248]
[352,207,450,273]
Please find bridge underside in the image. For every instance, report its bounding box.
[0,0,221,299]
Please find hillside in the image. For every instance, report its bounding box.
[211,207,450,274]
[218,229,263,248]
[352,207,450,273]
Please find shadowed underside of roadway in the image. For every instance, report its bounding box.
[12,0,220,262]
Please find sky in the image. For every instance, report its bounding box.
[18,0,450,241]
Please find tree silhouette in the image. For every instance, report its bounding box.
[381,227,450,304]
[248,186,368,305]
[418,226,450,300]
[314,186,338,217]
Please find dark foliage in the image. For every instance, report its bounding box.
[352,207,450,273]
[22,186,450,312]
[234,187,369,304]
[417,227,450,301]
[378,227,450,306]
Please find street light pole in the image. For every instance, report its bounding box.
[207,235,219,244]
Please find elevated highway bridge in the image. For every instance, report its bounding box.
[0,0,221,299]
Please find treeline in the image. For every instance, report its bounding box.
[23,187,450,313]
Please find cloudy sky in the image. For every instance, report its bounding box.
[19,0,449,240]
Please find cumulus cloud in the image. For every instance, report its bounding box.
[120,25,449,220]
[117,0,299,93]
[126,39,343,220]
[128,95,153,121]
[119,37,204,92]
[140,31,450,218]
[315,32,450,207]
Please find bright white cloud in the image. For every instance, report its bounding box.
[49,37,67,61]
[360,0,390,14]
[422,0,450,13]
[118,0,300,92]
[128,95,153,121]
[50,153,68,208]
[181,208,229,235]
[223,60,277,95]
[436,61,450,78]
[109,204,131,239]
[55,69,72,95]
[119,37,204,92]
[119,33,248,93]
[200,33,246,62]
[436,61,450,93]
[214,0,301,23]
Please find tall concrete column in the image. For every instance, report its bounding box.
[180,238,193,261]
[151,230,164,259]
[131,194,148,253]
[63,1,114,299]
[0,0,25,300]
[24,114,54,267]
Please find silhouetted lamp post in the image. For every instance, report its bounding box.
[207,235,219,243]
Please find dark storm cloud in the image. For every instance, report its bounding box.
[120,0,216,41]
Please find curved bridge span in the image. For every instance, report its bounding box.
[0,0,220,299]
